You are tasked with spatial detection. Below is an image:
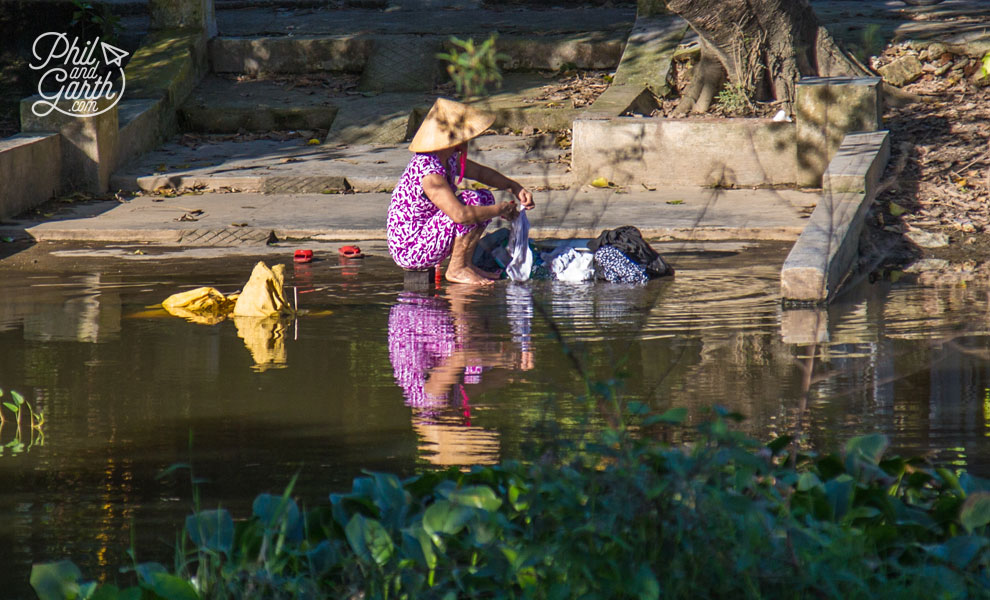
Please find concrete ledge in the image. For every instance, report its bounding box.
[116,98,168,170]
[610,14,686,94]
[780,191,867,303]
[823,130,891,196]
[780,130,891,303]
[572,117,797,187]
[0,133,61,220]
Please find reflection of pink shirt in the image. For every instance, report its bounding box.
[387,293,486,407]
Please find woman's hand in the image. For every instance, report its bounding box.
[511,184,535,210]
[497,200,520,221]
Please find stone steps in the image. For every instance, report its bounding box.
[180,74,587,138]
[110,134,572,194]
[208,31,627,76]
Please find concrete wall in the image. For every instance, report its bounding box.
[21,99,119,194]
[115,98,168,171]
[0,133,61,220]
[572,117,797,187]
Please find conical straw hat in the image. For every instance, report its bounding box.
[409,98,495,153]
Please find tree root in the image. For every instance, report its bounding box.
[673,51,726,116]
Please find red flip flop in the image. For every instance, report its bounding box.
[339,245,364,258]
[294,249,313,263]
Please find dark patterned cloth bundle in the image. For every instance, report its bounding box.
[588,226,675,283]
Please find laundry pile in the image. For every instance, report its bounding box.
[160,261,295,371]
[475,223,674,284]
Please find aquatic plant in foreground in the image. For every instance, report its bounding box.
[30,407,990,600]
[0,388,45,456]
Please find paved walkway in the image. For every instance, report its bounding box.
[0,187,817,245]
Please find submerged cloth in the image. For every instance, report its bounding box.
[387,152,495,270]
[162,287,238,325]
[473,227,510,273]
[594,245,648,284]
[505,211,532,281]
[588,226,674,278]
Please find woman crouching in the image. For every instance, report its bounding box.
[386,98,535,285]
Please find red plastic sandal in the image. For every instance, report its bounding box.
[339,245,364,258]
[294,249,313,263]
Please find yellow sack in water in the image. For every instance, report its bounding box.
[162,287,237,325]
[233,261,293,317]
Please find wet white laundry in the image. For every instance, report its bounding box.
[548,248,594,282]
[505,211,532,281]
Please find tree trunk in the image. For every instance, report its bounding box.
[664,0,865,113]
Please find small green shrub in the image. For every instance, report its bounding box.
[30,405,990,600]
[436,35,508,100]
[70,0,122,43]
[716,82,750,115]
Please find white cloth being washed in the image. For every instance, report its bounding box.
[505,211,532,282]
[548,248,594,282]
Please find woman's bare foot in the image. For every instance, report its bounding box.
[446,266,494,285]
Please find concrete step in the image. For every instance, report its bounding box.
[215,5,635,39]
[179,75,342,133]
[209,31,627,76]
[110,134,573,194]
[181,74,591,137]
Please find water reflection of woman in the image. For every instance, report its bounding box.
[387,286,534,465]
[387,286,533,408]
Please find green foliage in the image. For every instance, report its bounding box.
[716,82,750,115]
[436,35,508,100]
[0,387,45,456]
[70,0,122,43]
[31,406,990,600]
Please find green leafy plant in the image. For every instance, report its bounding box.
[436,35,508,100]
[70,0,122,43]
[29,403,990,600]
[716,81,751,115]
[0,387,45,456]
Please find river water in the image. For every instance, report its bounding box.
[2,241,989,597]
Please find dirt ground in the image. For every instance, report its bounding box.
[860,43,990,283]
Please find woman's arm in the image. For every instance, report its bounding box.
[464,159,535,210]
[422,173,518,225]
